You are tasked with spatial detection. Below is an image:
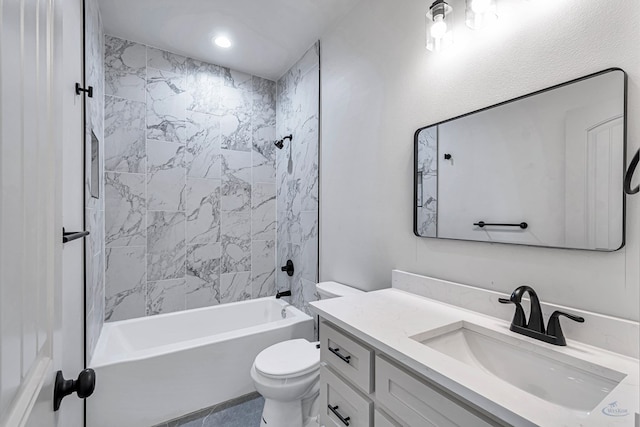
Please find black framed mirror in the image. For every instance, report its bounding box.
[414,68,627,251]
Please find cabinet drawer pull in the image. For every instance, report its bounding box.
[328,405,351,426]
[328,346,351,364]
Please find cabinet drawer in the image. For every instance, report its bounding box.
[320,365,373,427]
[374,409,401,427]
[320,321,374,393]
[375,356,496,427]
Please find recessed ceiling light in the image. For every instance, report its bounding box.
[213,36,232,48]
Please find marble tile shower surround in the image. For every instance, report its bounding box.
[276,43,320,321]
[103,35,284,322]
[85,0,105,363]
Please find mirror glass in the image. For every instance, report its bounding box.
[90,130,100,199]
[414,69,626,251]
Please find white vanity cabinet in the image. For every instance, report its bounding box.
[374,410,401,427]
[318,320,501,427]
[320,365,373,427]
[320,320,374,393]
[375,356,495,427]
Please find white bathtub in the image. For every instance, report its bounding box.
[87,297,314,427]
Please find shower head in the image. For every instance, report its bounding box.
[274,134,293,150]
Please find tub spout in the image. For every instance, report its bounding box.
[276,290,291,299]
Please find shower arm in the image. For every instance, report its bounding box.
[274,134,293,149]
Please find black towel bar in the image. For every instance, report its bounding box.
[474,221,528,229]
[62,228,90,243]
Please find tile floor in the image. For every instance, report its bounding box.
[154,394,264,427]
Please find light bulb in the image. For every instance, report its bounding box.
[471,0,491,13]
[213,36,232,48]
[466,0,497,30]
[430,15,448,38]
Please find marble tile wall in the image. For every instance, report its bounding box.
[416,127,437,237]
[103,36,278,321]
[275,43,320,321]
[85,0,105,363]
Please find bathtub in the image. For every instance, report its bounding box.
[87,297,313,427]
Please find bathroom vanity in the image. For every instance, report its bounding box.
[310,272,640,427]
[317,320,500,426]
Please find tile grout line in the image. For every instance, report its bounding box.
[183,60,188,312]
[144,45,149,317]
[250,76,254,300]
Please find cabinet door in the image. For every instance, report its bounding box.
[320,366,372,427]
[374,409,401,427]
[320,321,374,393]
[375,356,497,427]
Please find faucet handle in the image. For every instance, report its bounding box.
[498,297,526,327]
[550,311,585,324]
[546,310,585,346]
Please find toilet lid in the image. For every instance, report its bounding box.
[254,339,320,378]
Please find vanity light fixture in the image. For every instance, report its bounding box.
[465,0,498,29]
[426,0,453,52]
[213,36,232,48]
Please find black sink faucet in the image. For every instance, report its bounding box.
[500,285,545,333]
[500,285,584,346]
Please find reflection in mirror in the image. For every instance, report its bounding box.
[414,69,626,251]
[90,130,100,199]
[416,127,438,237]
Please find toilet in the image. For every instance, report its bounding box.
[250,281,364,427]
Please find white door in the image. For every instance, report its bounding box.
[0,0,86,426]
[584,117,624,250]
[564,98,624,250]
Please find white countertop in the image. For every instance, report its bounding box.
[310,288,639,427]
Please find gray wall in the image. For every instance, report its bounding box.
[320,0,640,320]
[103,36,278,321]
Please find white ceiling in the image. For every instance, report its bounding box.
[98,0,360,80]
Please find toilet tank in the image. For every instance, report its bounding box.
[316,281,364,300]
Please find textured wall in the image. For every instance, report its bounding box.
[85,0,105,362]
[103,36,277,321]
[320,0,640,320]
[276,43,320,316]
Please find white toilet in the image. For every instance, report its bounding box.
[251,281,364,427]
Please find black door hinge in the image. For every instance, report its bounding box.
[75,82,93,98]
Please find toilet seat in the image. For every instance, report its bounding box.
[254,339,320,379]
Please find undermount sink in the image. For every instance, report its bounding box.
[410,321,626,413]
